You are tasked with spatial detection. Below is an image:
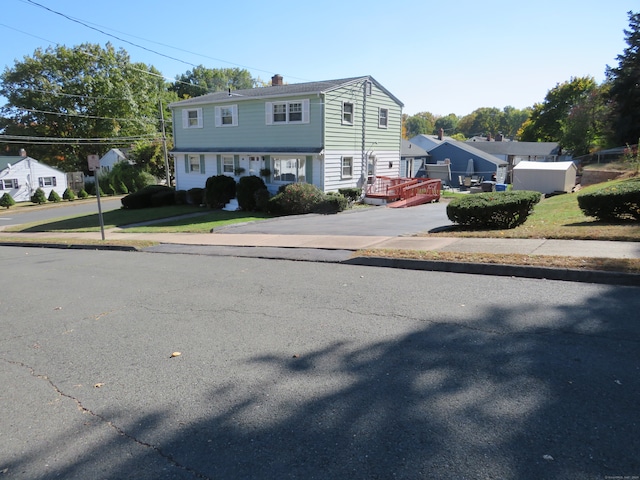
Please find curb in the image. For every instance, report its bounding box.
[0,241,138,252]
[344,256,640,286]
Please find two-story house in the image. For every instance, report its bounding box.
[170,75,403,194]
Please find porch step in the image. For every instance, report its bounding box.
[222,198,240,211]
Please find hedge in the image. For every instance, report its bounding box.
[577,179,640,221]
[121,185,175,209]
[205,175,236,208]
[236,175,267,211]
[447,190,541,229]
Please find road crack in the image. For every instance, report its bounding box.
[2,358,211,480]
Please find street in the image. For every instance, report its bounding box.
[1,246,638,479]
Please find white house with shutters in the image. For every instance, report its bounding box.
[0,154,68,202]
[169,75,404,194]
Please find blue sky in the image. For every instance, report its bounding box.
[0,0,637,116]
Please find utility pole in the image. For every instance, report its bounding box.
[159,100,171,186]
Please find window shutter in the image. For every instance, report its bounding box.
[234,155,240,171]
[215,107,221,127]
[265,102,273,125]
[216,155,222,174]
[53,177,57,187]
[196,108,203,128]
[302,99,310,124]
[184,155,189,173]
[182,110,188,129]
[232,105,238,126]
[200,155,205,175]
[13,179,18,188]
[39,177,44,187]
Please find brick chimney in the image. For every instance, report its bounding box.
[19,148,27,157]
[271,74,283,86]
[438,128,444,140]
[496,133,503,142]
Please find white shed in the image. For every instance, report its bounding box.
[512,161,577,194]
[0,155,68,202]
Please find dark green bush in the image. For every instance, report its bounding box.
[254,188,271,212]
[447,190,542,229]
[48,190,61,202]
[62,188,76,201]
[77,189,89,199]
[175,190,188,205]
[269,183,326,215]
[338,187,362,203]
[116,181,129,195]
[205,175,236,208]
[31,188,47,204]
[313,192,348,214]
[121,185,174,209]
[237,175,267,211]
[577,179,640,221]
[0,192,15,209]
[187,188,205,205]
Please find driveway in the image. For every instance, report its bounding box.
[214,201,452,236]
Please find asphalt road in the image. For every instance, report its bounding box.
[1,247,638,479]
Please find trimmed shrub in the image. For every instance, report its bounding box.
[48,190,61,202]
[205,175,236,208]
[254,188,271,212]
[175,189,188,205]
[62,188,76,201]
[338,187,362,203]
[187,187,205,205]
[0,192,15,209]
[237,175,267,211]
[447,190,541,229]
[313,192,348,214]
[77,189,89,199]
[121,185,174,209]
[269,183,325,215]
[31,188,47,204]
[577,179,640,221]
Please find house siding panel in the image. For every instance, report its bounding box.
[0,157,67,202]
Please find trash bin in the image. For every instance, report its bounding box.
[481,181,496,192]
[495,183,507,192]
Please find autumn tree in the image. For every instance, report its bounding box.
[170,66,257,99]
[0,43,172,172]
[403,111,437,139]
[606,11,640,145]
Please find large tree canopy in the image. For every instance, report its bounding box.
[0,43,173,172]
[607,10,640,145]
[170,66,256,99]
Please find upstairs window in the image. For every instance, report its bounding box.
[342,102,354,125]
[215,105,238,127]
[266,100,309,124]
[378,108,388,128]
[182,108,203,128]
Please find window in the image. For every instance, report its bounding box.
[182,108,203,128]
[188,155,201,173]
[342,102,354,125]
[272,157,306,183]
[378,108,388,128]
[222,156,234,174]
[266,100,309,124]
[0,179,18,189]
[215,105,238,127]
[341,156,353,178]
[39,177,57,187]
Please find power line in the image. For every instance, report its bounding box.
[1,133,159,142]
[12,106,159,124]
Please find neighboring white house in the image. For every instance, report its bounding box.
[99,148,132,173]
[512,161,577,194]
[0,154,68,202]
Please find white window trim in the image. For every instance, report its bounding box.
[1,179,18,189]
[38,177,57,187]
[182,108,203,129]
[215,105,238,127]
[341,156,353,178]
[342,102,354,125]
[222,156,235,175]
[265,100,310,125]
[187,154,202,174]
[378,108,389,129]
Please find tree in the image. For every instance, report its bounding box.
[457,107,501,138]
[127,139,174,180]
[434,114,460,136]
[170,66,257,99]
[500,106,531,139]
[0,43,168,172]
[562,83,612,156]
[403,112,437,139]
[0,192,15,209]
[606,11,640,145]
[518,76,598,144]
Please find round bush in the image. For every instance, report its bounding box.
[31,188,47,204]
[62,188,76,201]
[270,183,325,214]
[77,189,89,199]
[205,175,236,208]
[48,190,61,202]
[0,192,15,209]
[237,175,267,211]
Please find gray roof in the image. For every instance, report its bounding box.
[465,140,561,156]
[169,76,404,108]
[0,156,29,171]
[401,139,429,157]
[171,147,323,154]
[432,141,508,166]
